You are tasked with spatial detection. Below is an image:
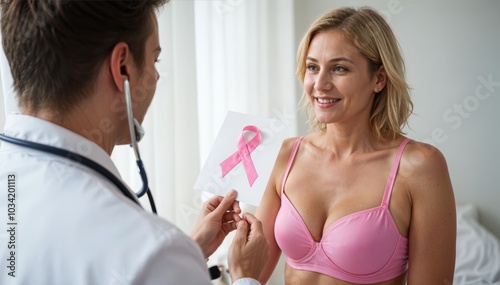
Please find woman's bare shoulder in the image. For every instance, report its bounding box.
[402,139,448,173]
[278,133,318,157]
[274,137,300,165]
[281,136,301,149]
[400,139,453,198]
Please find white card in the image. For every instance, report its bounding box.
[194,111,292,206]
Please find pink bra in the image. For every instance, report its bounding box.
[274,137,410,284]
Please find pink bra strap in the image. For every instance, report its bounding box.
[382,138,411,206]
[281,137,304,195]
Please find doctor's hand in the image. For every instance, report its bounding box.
[191,189,242,258]
[228,213,270,282]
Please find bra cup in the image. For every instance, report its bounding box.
[275,203,314,260]
[324,208,399,275]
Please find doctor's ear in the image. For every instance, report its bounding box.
[109,42,132,93]
[120,66,128,78]
[120,66,131,85]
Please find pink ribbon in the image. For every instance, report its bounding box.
[220,125,261,187]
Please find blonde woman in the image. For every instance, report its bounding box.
[256,7,456,285]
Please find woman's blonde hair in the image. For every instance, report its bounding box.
[296,7,413,141]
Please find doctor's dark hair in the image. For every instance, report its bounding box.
[296,7,413,141]
[1,0,168,114]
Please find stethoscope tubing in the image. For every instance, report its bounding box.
[0,133,157,214]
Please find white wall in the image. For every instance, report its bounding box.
[293,0,500,239]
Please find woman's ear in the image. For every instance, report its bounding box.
[109,42,131,93]
[374,66,387,93]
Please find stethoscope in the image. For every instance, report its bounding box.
[0,77,157,214]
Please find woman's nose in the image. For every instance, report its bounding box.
[315,70,333,91]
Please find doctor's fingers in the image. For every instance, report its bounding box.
[222,212,242,223]
[221,218,239,234]
[232,218,270,277]
[206,190,241,216]
[242,214,263,229]
[242,214,266,239]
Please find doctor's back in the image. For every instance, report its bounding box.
[0,0,212,284]
[0,128,209,284]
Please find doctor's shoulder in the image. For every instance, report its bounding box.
[95,203,210,284]
[108,217,210,284]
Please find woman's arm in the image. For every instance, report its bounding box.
[406,142,456,285]
[255,138,297,284]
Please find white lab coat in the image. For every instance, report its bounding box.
[0,114,259,285]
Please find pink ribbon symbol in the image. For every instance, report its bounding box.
[220,125,261,187]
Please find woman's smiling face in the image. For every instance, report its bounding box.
[303,29,381,126]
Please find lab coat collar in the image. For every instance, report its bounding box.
[1,113,123,181]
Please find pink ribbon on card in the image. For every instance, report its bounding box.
[220,125,261,187]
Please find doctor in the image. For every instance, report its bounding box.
[0,0,268,284]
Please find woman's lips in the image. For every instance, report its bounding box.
[316,97,341,107]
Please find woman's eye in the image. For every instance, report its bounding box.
[155,58,161,64]
[333,66,347,72]
[306,64,318,72]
